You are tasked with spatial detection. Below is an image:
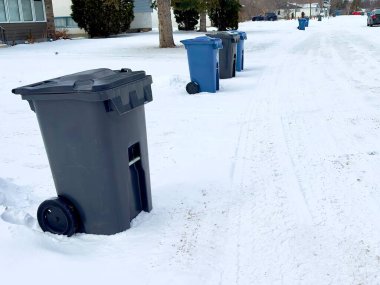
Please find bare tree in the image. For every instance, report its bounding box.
[198,0,218,32]
[199,12,207,31]
[240,0,288,20]
[157,0,176,48]
[359,0,380,9]
[330,0,351,14]
[198,1,209,32]
[350,0,361,13]
[239,0,261,21]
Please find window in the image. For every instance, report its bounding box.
[54,17,78,28]
[66,17,78,27]
[54,17,66,28]
[0,0,45,22]
[8,0,21,21]
[0,0,6,22]
[21,0,33,21]
[33,0,45,21]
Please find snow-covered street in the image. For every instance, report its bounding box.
[1,16,380,284]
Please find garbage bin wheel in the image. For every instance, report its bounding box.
[37,197,79,237]
[186,82,200,94]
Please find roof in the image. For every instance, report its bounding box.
[300,3,320,8]
[278,3,302,9]
[287,2,320,9]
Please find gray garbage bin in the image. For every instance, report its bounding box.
[12,68,153,236]
[206,31,240,79]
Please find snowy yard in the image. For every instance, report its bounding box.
[1,15,380,284]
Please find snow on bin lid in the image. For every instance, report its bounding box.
[206,31,240,43]
[12,68,152,101]
[231,30,247,40]
[181,36,222,49]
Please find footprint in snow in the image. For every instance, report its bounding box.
[0,177,38,229]
[1,208,36,228]
[169,75,187,89]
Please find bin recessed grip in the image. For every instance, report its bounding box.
[110,96,133,115]
[109,85,153,115]
[109,92,145,115]
[27,100,35,112]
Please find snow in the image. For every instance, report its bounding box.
[1,15,380,284]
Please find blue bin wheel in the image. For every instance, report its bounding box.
[186,82,200,94]
[37,196,79,237]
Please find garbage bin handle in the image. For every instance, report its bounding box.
[108,85,153,115]
[109,96,133,115]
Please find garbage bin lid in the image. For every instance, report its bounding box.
[181,36,222,49]
[12,68,151,99]
[206,32,240,43]
[231,30,247,40]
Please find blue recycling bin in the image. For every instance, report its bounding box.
[232,30,247,72]
[298,18,307,30]
[305,17,309,27]
[181,36,222,94]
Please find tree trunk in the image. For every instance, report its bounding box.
[157,0,175,48]
[199,12,207,32]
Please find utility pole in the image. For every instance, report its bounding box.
[310,2,312,18]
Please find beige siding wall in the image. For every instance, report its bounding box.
[52,0,72,16]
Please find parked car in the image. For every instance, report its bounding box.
[252,12,278,21]
[352,11,364,15]
[264,12,278,21]
[367,9,380,26]
[252,15,264,21]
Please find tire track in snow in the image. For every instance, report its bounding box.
[220,29,316,284]
[222,21,380,284]
[274,24,380,284]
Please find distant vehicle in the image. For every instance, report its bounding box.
[264,12,278,21]
[367,9,380,26]
[252,15,264,21]
[252,12,278,21]
[352,11,364,15]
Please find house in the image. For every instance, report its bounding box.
[53,0,153,36]
[0,0,55,44]
[277,2,322,19]
[276,3,302,20]
[296,3,322,18]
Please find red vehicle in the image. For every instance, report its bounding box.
[352,11,364,15]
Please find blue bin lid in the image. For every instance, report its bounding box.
[181,36,223,49]
[231,30,247,40]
